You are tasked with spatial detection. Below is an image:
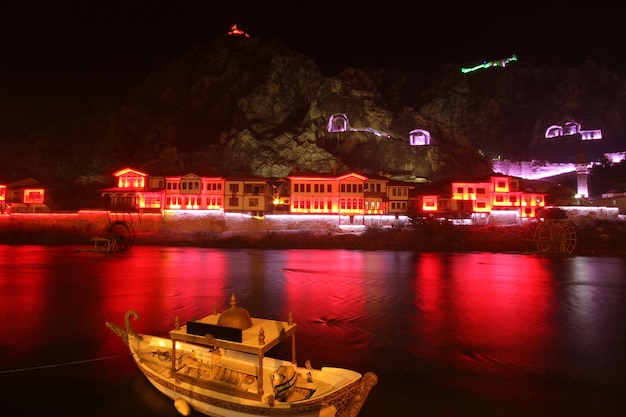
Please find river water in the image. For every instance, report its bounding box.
[1,245,625,417]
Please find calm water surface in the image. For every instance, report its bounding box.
[1,245,625,417]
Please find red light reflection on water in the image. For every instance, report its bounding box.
[282,250,368,319]
[280,250,372,365]
[0,246,52,350]
[414,253,553,374]
[99,248,229,334]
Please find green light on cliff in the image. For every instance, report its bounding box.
[461,54,518,73]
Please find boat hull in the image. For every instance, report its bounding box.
[106,308,377,417]
[127,333,377,417]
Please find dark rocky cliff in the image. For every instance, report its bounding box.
[3,33,625,206]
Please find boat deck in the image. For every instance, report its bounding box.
[135,337,339,403]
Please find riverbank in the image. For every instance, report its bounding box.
[1,219,625,255]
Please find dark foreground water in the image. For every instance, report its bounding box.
[1,245,625,417]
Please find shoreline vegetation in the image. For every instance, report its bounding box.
[1,219,625,256]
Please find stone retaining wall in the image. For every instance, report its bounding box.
[0,210,406,236]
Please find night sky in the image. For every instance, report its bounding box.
[0,1,622,140]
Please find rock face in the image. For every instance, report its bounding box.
[107,35,492,182]
[4,33,626,198]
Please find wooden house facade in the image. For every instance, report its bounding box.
[416,176,546,220]
[0,178,48,213]
[1,167,546,223]
[164,174,224,210]
[100,168,163,212]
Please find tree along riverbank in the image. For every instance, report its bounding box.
[1,219,625,256]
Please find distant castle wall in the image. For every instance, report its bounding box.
[492,160,576,180]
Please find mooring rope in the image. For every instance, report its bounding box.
[0,353,132,374]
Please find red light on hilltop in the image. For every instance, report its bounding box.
[227,25,249,37]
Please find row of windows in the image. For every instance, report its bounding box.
[364,183,383,193]
[228,184,265,194]
[456,187,487,194]
[294,183,387,194]
[227,197,260,207]
[167,182,223,191]
[166,196,223,207]
[340,199,364,210]
[128,177,400,197]
[494,195,543,204]
[454,181,517,194]
[390,201,407,210]
[163,183,265,194]
[292,198,367,210]
[118,176,144,188]
[293,183,333,193]
[290,200,403,211]
[454,195,543,206]
[390,188,408,197]
[293,200,332,210]
[341,184,363,193]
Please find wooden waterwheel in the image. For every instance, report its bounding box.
[106,221,136,252]
[533,220,577,254]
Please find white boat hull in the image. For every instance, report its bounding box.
[107,308,377,417]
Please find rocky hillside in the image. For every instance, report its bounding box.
[3,33,626,207]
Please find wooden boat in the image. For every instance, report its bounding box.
[106,294,377,417]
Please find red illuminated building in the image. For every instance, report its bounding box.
[0,178,47,213]
[1,166,552,221]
